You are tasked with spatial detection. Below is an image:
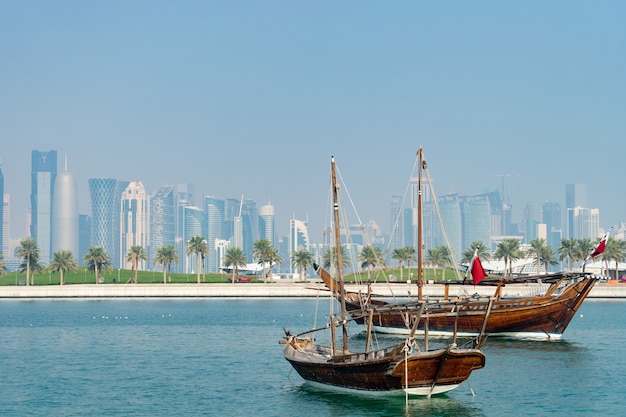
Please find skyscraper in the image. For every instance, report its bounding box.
[542,201,562,251]
[150,186,176,266]
[31,150,57,264]
[88,178,118,266]
[259,203,275,245]
[120,182,148,269]
[289,218,309,274]
[461,194,492,251]
[180,205,207,273]
[51,158,79,259]
[0,160,4,256]
[204,197,225,273]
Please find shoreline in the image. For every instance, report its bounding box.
[0,282,624,299]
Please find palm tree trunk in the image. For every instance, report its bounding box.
[26,258,30,286]
[196,255,201,284]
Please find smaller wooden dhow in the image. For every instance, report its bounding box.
[281,302,489,397]
[280,155,489,397]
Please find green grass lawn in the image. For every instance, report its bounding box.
[0,267,459,286]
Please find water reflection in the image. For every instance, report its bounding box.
[288,383,486,417]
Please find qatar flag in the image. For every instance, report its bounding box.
[590,228,611,258]
[470,251,487,285]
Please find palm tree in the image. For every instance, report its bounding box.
[291,249,314,282]
[426,246,451,281]
[252,239,273,283]
[359,245,384,281]
[16,237,39,286]
[528,238,551,274]
[153,245,179,284]
[322,246,351,272]
[126,245,147,284]
[224,247,248,283]
[493,238,523,279]
[391,246,415,282]
[187,236,208,284]
[575,238,594,265]
[557,238,578,271]
[266,247,283,282]
[0,252,7,276]
[83,246,112,284]
[601,237,626,279]
[461,241,490,265]
[49,250,79,285]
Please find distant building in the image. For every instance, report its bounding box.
[150,186,176,267]
[289,218,309,274]
[0,161,4,256]
[31,150,57,264]
[180,205,206,274]
[259,203,275,245]
[88,178,120,267]
[51,160,79,260]
[120,181,148,270]
[204,197,224,273]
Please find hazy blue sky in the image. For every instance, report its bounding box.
[1,1,625,242]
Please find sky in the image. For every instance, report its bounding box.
[1,1,625,243]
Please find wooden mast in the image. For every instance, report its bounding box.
[417,147,424,301]
[331,156,349,353]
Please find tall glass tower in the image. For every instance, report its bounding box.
[0,160,4,256]
[289,218,309,274]
[88,178,118,266]
[120,182,148,269]
[31,150,57,264]
[150,186,176,266]
[51,158,79,259]
[259,203,275,245]
[204,197,225,273]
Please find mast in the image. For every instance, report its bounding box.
[331,156,349,353]
[417,147,424,301]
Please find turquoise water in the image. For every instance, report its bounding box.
[0,298,623,416]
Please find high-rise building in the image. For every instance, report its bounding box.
[542,201,562,251]
[180,206,207,273]
[150,186,176,266]
[289,218,309,274]
[51,159,79,260]
[120,182,148,270]
[389,195,403,251]
[241,199,258,262]
[0,161,3,252]
[566,184,588,239]
[2,194,9,258]
[204,197,225,273]
[78,214,91,266]
[461,194,492,251]
[259,203,275,245]
[565,184,587,210]
[437,194,463,262]
[31,150,57,264]
[0,160,4,255]
[88,178,118,266]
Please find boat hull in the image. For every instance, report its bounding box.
[282,339,485,396]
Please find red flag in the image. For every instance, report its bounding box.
[590,229,610,258]
[470,252,487,285]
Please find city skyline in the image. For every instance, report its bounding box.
[2,2,625,244]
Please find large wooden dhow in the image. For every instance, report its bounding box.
[311,147,599,340]
[315,265,598,340]
[280,155,489,397]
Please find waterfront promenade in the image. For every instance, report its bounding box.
[0,281,623,299]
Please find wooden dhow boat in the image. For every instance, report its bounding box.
[315,265,598,340]
[312,147,600,340]
[280,156,489,397]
